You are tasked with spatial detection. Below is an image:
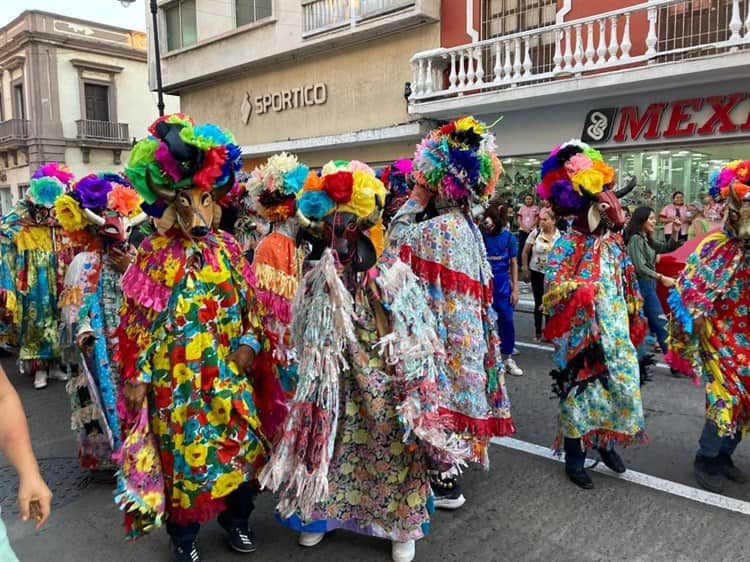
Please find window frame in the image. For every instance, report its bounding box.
[164,0,198,52]
[11,80,25,120]
[83,82,112,122]
[235,0,273,28]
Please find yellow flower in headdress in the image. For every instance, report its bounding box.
[454,116,486,134]
[339,171,387,218]
[55,194,88,231]
[571,168,605,195]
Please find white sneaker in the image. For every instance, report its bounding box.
[504,358,523,376]
[48,368,69,382]
[298,531,325,547]
[33,370,48,389]
[392,540,415,562]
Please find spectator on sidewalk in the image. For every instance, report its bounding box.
[659,191,689,241]
[482,198,523,376]
[686,201,710,240]
[0,365,53,561]
[516,193,540,251]
[521,207,561,342]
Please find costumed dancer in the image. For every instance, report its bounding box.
[0,163,91,389]
[378,159,415,228]
[259,160,466,562]
[537,140,648,489]
[666,160,750,494]
[114,114,270,562]
[244,153,309,430]
[387,116,514,508]
[56,173,146,473]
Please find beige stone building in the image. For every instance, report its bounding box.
[152,0,441,169]
[0,10,179,213]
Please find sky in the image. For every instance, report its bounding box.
[1,0,147,31]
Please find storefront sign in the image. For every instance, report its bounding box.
[581,93,750,144]
[240,83,328,124]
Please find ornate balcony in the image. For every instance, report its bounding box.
[0,119,29,147]
[409,0,750,115]
[75,119,129,142]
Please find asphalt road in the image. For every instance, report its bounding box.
[2,305,749,562]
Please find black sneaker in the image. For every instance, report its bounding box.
[598,448,626,474]
[430,473,466,510]
[694,454,724,493]
[172,541,201,562]
[565,467,594,489]
[718,452,747,483]
[218,513,257,553]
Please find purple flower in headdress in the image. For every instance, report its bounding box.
[442,174,471,201]
[155,141,183,182]
[551,179,586,212]
[76,174,114,210]
[449,147,481,186]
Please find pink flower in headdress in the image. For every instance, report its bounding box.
[32,162,75,188]
[442,174,470,201]
[393,159,414,175]
[536,181,552,201]
[154,141,183,182]
[717,167,737,188]
[564,153,593,176]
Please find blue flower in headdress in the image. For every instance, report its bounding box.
[449,147,481,185]
[282,164,310,196]
[541,154,563,178]
[298,190,334,219]
[27,177,65,208]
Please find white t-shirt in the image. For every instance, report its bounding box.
[526,227,561,273]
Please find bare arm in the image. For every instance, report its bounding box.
[0,367,52,528]
[510,257,519,306]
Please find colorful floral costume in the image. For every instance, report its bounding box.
[537,140,648,457]
[261,161,464,548]
[388,117,514,466]
[0,164,91,375]
[58,173,146,470]
[113,114,269,543]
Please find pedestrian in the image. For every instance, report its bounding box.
[0,163,94,389]
[482,198,523,376]
[516,192,540,250]
[115,114,270,561]
[667,160,750,494]
[624,206,681,358]
[659,191,689,241]
[56,173,145,475]
[686,201,710,239]
[388,116,515,508]
[520,207,561,341]
[537,140,648,489]
[0,364,53,560]
[260,160,465,562]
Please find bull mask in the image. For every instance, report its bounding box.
[83,208,148,243]
[580,175,637,233]
[725,180,750,243]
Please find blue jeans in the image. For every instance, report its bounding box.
[637,278,668,353]
[0,517,18,562]
[493,293,515,357]
[698,420,743,459]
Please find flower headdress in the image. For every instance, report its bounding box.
[124,113,243,214]
[246,152,309,222]
[412,116,502,204]
[56,172,143,232]
[378,159,414,224]
[708,160,750,202]
[535,139,616,216]
[27,162,74,208]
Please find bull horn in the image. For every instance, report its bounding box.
[357,194,384,230]
[614,175,637,199]
[295,208,322,233]
[146,168,177,203]
[83,208,105,226]
[128,212,148,227]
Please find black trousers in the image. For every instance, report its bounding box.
[530,269,546,336]
[166,482,256,546]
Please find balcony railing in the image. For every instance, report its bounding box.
[75,119,129,142]
[302,0,415,36]
[0,119,29,142]
[409,0,750,101]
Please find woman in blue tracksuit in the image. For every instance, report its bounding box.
[481,199,523,376]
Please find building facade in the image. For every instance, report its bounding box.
[0,10,178,213]
[150,0,441,169]
[409,0,750,210]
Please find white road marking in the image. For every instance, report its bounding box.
[514,340,670,370]
[491,436,750,516]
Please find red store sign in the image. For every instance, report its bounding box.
[581,93,750,144]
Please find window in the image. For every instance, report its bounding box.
[0,188,11,216]
[13,84,24,120]
[482,0,556,39]
[236,0,272,26]
[165,0,197,51]
[84,83,110,121]
[0,92,4,122]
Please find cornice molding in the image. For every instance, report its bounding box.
[0,31,147,64]
[70,58,124,74]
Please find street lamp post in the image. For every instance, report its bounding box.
[120,0,165,116]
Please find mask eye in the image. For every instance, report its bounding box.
[201,193,211,207]
[178,194,190,207]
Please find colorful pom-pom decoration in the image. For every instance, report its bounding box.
[246,152,309,221]
[125,113,243,211]
[708,159,750,202]
[412,115,502,204]
[536,139,616,214]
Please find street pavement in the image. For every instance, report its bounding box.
[2,304,749,561]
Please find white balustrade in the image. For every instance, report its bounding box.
[409,0,750,101]
[303,0,415,35]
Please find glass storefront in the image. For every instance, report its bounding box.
[500,142,750,212]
